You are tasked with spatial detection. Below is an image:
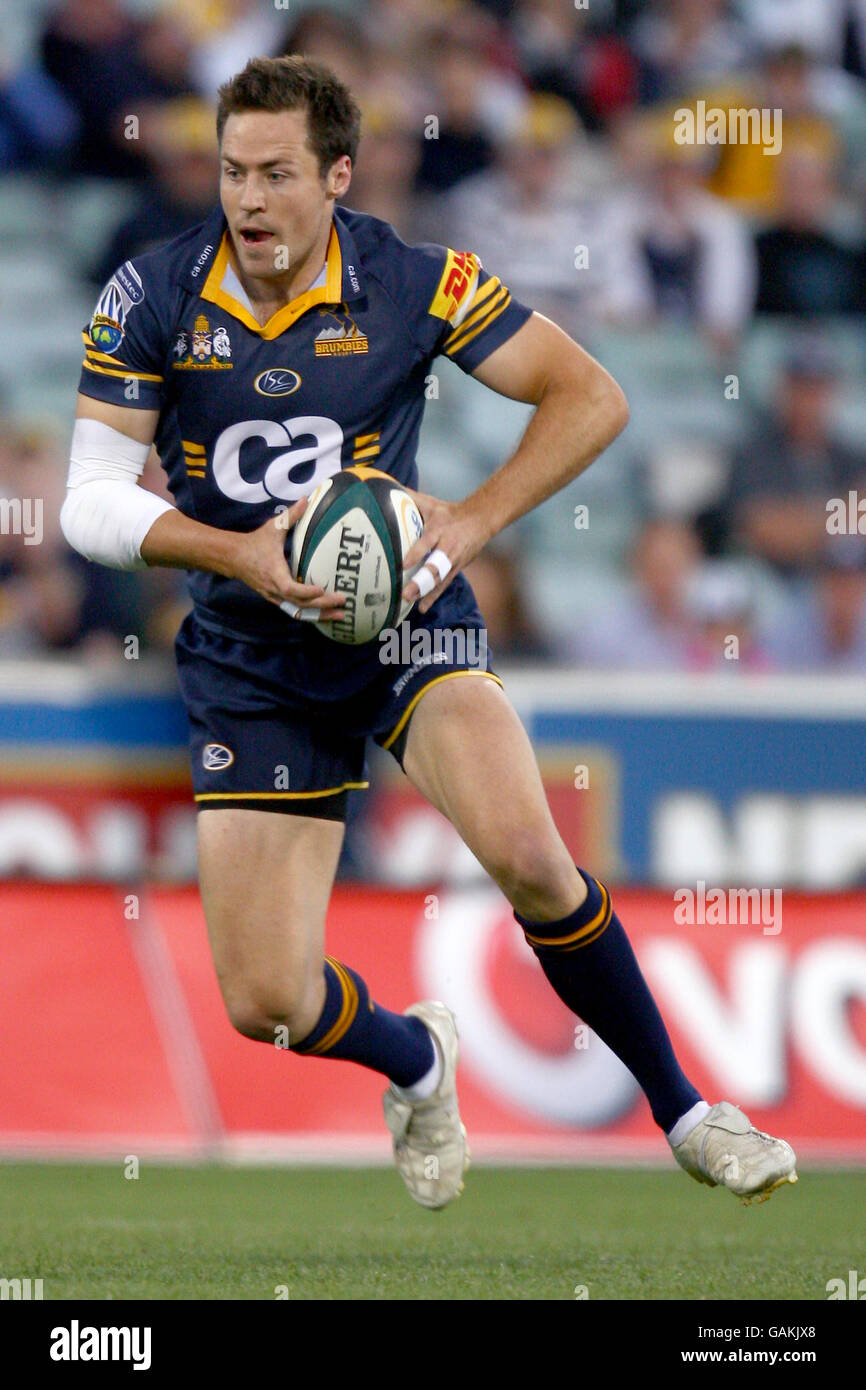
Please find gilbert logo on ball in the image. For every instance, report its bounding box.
[290,467,423,644]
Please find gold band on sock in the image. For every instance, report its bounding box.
[523,878,613,953]
[295,957,359,1055]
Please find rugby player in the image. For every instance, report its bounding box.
[62,56,797,1209]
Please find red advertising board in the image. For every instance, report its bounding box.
[1,882,864,1161]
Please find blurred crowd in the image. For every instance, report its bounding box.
[3,0,866,672]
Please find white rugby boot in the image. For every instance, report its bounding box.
[383,1001,469,1211]
[672,1101,798,1205]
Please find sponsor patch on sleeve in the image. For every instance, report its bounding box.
[427,249,481,327]
[115,260,144,305]
[88,262,145,355]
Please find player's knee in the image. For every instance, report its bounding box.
[489,827,578,918]
[224,977,323,1044]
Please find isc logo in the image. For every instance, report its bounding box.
[254,368,301,397]
[212,416,343,503]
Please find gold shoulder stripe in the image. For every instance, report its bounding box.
[443,283,506,353]
[442,276,501,347]
[444,290,510,357]
[82,340,131,367]
[182,440,206,455]
[81,358,164,383]
[85,350,128,368]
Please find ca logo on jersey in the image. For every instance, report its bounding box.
[213,416,343,503]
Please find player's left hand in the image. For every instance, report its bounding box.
[401,489,491,615]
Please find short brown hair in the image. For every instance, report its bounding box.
[216,55,361,176]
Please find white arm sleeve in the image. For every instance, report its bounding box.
[60,417,176,570]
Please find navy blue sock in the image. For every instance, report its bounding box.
[515,869,702,1132]
[290,957,435,1087]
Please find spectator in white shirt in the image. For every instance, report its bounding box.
[441,94,625,339]
[602,135,757,355]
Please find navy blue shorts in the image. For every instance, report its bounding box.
[175,578,500,821]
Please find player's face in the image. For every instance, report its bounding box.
[219,109,350,284]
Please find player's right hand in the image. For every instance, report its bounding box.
[229,499,347,622]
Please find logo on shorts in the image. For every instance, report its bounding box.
[203,743,234,771]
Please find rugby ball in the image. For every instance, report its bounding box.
[289,466,424,644]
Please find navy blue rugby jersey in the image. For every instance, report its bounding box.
[77,202,532,669]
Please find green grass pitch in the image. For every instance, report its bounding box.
[0,1163,862,1300]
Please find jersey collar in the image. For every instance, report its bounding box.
[183,205,365,340]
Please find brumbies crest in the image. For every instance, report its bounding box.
[314,304,368,357]
[172,314,233,370]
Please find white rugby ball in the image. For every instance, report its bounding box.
[289,465,424,644]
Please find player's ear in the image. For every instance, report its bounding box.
[326,155,352,200]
